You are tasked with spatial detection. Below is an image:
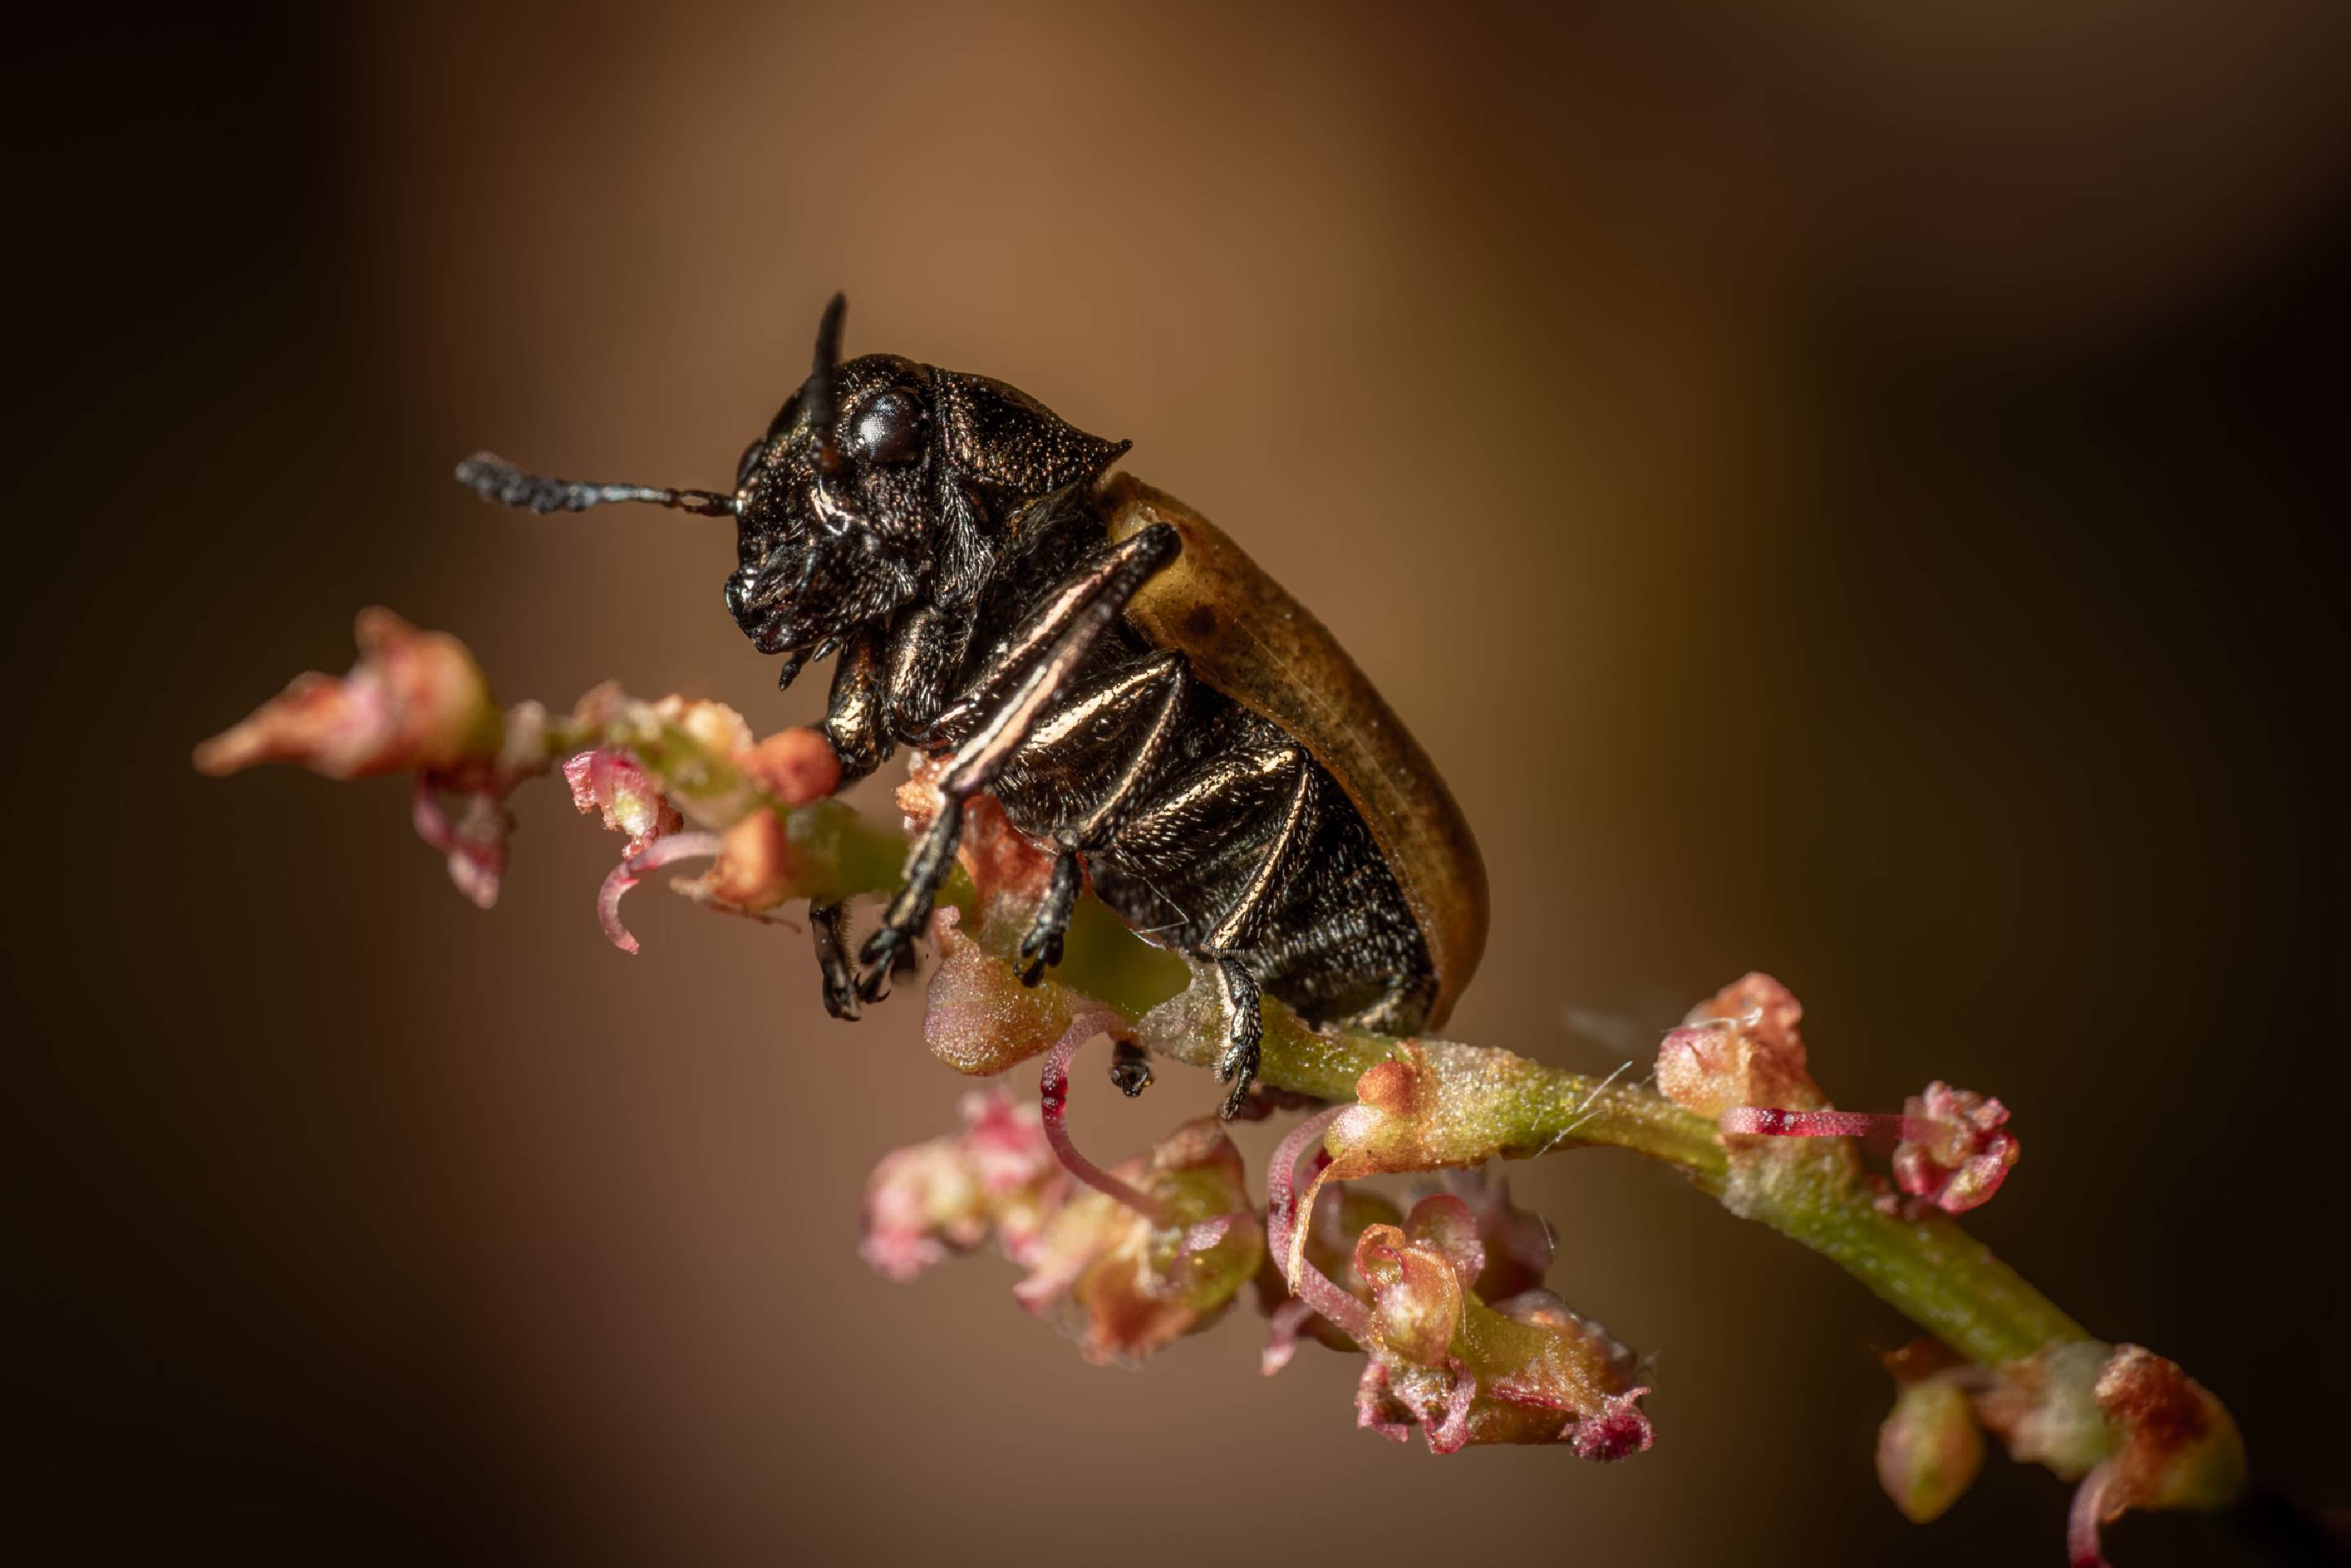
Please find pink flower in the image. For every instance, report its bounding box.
[564,748,680,855]
[859,1089,1068,1281]
[1974,1342,2246,1566]
[1013,1117,1263,1366]
[410,775,515,910]
[1429,1167,1555,1302]
[1892,1081,2020,1214]
[1657,972,1822,1120]
[1716,1079,2021,1216]
[194,608,501,782]
[1268,1108,1648,1457]
[1342,1207,1649,1456]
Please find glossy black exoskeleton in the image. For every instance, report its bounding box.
[458,296,1486,1116]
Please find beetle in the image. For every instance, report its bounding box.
[457,296,1486,1116]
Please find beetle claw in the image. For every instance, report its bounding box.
[1216,1040,1260,1120]
[854,924,911,1003]
[1015,929,1064,988]
[822,982,861,1020]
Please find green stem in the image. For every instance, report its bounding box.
[576,717,2089,1369]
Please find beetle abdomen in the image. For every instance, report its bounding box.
[976,634,1437,1036]
[1096,475,1487,1030]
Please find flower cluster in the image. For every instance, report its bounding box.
[860,1087,1065,1281]
[199,612,2255,1565]
[1876,1337,2245,1566]
[194,608,520,905]
[1667,974,2019,1216]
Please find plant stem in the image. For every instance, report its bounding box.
[587,736,2092,1370]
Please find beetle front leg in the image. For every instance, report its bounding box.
[809,901,859,1019]
[822,626,893,784]
[881,604,975,742]
[854,801,963,1001]
[852,524,1181,999]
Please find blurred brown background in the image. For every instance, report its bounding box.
[11,3,2349,1563]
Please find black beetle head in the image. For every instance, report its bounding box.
[724,296,1130,683]
[457,294,1130,692]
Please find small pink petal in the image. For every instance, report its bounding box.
[1181,1213,1238,1254]
[1354,1362,1413,1444]
[1571,1388,1657,1462]
[1426,1359,1476,1454]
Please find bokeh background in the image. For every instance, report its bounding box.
[12,3,2349,1562]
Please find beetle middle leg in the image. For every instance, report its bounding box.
[1006,650,1190,987]
[1017,851,1080,986]
[850,523,1180,999]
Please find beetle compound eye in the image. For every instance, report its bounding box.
[849,390,927,466]
[735,439,766,488]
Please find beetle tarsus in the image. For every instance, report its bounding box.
[855,799,963,997]
[1212,957,1265,1120]
[1017,851,1080,987]
[810,901,859,1020]
[853,927,903,1003]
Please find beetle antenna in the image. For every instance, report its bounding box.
[454,452,738,517]
[808,292,848,477]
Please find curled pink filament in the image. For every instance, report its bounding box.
[1038,1022,1175,1226]
[1267,1106,1372,1343]
[596,831,725,955]
[2067,1459,2118,1567]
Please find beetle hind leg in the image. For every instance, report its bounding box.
[1211,957,1265,1120]
[1198,760,1317,1118]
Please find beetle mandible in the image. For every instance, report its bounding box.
[458,296,1487,1116]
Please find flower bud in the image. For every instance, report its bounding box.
[924,909,1134,1076]
[1877,1375,1986,1522]
[736,725,841,805]
[680,810,795,914]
